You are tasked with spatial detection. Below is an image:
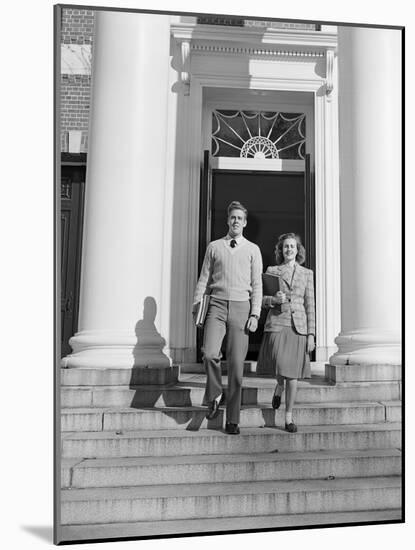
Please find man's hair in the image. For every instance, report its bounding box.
[227,201,248,219]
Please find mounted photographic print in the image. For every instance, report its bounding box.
[55,3,403,544]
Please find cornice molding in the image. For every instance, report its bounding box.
[171,23,338,50]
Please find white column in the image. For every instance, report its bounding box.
[62,11,172,368]
[330,27,401,366]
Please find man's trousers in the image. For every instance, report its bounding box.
[202,297,250,424]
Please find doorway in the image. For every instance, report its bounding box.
[211,170,309,358]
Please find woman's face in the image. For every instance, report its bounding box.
[282,238,298,262]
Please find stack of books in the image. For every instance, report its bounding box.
[195,295,210,328]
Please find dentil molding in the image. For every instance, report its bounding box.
[191,43,325,58]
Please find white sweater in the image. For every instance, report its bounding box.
[193,236,263,317]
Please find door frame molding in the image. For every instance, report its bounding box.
[186,73,340,362]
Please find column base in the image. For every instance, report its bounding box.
[329,329,401,366]
[315,345,338,363]
[61,330,172,369]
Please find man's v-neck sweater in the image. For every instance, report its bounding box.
[193,236,263,317]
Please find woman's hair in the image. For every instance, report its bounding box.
[275,232,306,265]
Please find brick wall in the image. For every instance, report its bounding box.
[61,8,95,44]
[60,74,91,152]
[60,8,95,153]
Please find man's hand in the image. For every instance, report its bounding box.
[246,316,258,332]
[307,334,315,353]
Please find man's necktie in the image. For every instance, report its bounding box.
[230,239,237,248]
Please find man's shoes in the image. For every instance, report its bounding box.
[225,422,240,435]
[285,422,298,433]
[206,393,224,420]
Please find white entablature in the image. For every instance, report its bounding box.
[171,23,337,96]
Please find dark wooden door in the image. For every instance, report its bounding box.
[61,159,85,357]
[197,155,315,360]
[210,169,307,358]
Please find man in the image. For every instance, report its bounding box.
[193,201,263,434]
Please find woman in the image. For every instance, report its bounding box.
[257,233,315,432]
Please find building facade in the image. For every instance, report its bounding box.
[60,9,401,373]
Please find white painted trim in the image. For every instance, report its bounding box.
[186,79,204,358]
[211,157,305,172]
[192,75,323,93]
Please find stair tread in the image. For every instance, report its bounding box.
[59,509,403,540]
[62,373,400,391]
[62,422,401,441]
[61,421,401,440]
[61,475,401,500]
[64,447,402,469]
[61,379,400,393]
[61,400,401,413]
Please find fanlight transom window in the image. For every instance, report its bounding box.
[211,110,306,160]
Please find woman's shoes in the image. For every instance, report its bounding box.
[272,393,281,409]
[272,384,282,409]
[285,422,298,433]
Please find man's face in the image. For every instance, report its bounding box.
[227,209,247,237]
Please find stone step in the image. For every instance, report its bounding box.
[61,448,401,489]
[60,475,401,525]
[61,379,401,408]
[61,365,179,386]
[61,422,401,459]
[61,401,401,432]
[181,361,328,375]
[180,361,258,374]
[326,363,401,383]
[60,508,403,541]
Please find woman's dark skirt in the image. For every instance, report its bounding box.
[257,326,311,380]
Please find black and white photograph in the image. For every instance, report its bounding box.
[54,3,404,545]
[3,1,410,549]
